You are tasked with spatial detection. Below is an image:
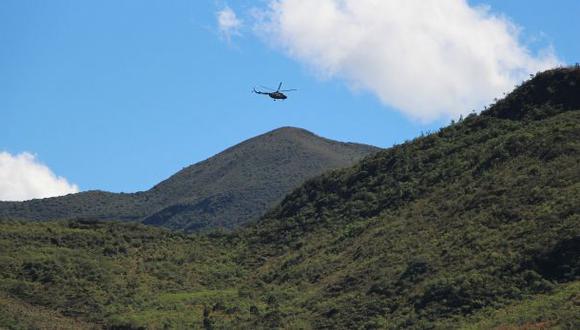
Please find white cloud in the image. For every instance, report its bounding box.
[0,152,79,201]
[217,6,243,42]
[254,0,561,122]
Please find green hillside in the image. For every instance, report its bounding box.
[241,67,580,328]
[0,128,378,232]
[0,220,245,329]
[0,67,578,329]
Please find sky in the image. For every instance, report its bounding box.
[1,0,578,200]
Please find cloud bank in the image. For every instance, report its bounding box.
[217,6,243,42]
[254,0,561,121]
[0,152,79,201]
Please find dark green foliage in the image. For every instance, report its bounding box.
[483,67,580,120]
[1,67,579,328]
[529,236,580,282]
[0,127,378,232]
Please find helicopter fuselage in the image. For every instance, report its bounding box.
[269,92,287,100]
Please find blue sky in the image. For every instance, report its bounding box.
[1,0,578,198]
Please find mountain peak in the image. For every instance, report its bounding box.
[483,66,580,120]
[268,126,310,134]
[257,126,316,140]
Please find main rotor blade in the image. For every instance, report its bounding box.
[280,89,297,92]
[277,82,283,92]
[259,85,276,91]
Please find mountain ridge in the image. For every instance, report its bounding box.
[0,127,379,231]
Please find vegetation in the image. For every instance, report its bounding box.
[0,67,578,328]
[0,220,248,328]
[458,281,580,329]
[0,128,378,232]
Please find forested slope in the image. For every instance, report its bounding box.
[0,67,578,329]
[240,67,580,328]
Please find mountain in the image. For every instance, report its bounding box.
[0,127,379,232]
[0,67,578,329]
[240,67,580,327]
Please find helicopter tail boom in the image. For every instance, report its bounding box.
[253,88,269,95]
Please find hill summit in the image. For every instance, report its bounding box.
[0,127,378,232]
[483,66,580,120]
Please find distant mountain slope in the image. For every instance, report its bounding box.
[0,127,379,232]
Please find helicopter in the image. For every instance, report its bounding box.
[253,82,297,100]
